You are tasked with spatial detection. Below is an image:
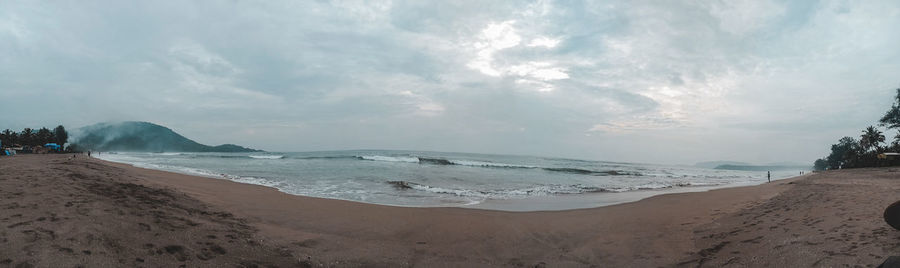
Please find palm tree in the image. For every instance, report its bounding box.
[892,132,900,151]
[53,125,68,145]
[2,129,18,145]
[881,88,900,129]
[36,127,52,146]
[0,129,11,145]
[20,128,34,146]
[861,125,886,153]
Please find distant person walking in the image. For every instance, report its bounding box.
[88,151,91,157]
[767,171,771,183]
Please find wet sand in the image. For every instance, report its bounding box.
[1,154,898,267]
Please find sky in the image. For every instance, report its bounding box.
[2,0,900,165]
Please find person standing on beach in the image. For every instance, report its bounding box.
[767,171,771,182]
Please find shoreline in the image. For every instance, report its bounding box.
[95,155,798,267]
[95,153,801,212]
[2,154,895,267]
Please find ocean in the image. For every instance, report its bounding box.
[95,150,805,211]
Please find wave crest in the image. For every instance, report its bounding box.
[386,180,719,198]
[386,181,616,198]
[541,167,639,176]
[357,155,639,175]
[249,155,284,159]
[358,155,419,163]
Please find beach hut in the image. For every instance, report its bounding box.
[878,153,900,166]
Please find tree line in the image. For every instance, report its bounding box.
[0,125,69,147]
[814,89,900,170]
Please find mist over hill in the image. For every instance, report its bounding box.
[71,121,260,152]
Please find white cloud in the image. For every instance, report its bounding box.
[464,21,569,92]
[508,62,569,81]
[466,20,521,76]
[3,0,900,164]
[527,37,560,48]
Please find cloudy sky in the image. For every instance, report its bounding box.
[2,1,899,164]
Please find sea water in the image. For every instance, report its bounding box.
[96,150,805,211]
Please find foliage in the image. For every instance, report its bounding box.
[0,129,18,145]
[53,125,68,146]
[825,137,861,169]
[20,128,34,146]
[817,88,900,169]
[892,132,900,150]
[0,125,69,150]
[813,159,827,171]
[860,126,885,153]
[880,88,900,129]
[36,128,52,146]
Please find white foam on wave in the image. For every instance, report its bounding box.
[605,181,722,192]
[359,155,419,163]
[227,176,283,188]
[97,153,286,191]
[448,159,535,168]
[358,155,533,168]
[248,155,284,159]
[407,184,486,198]
[133,162,223,178]
[399,180,726,199]
[156,152,182,156]
[401,182,614,199]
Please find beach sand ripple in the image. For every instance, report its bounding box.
[680,168,900,267]
[3,155,899,267]
[0,155,298,267]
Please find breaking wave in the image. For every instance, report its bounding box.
[387,181,611,198]
[386,180,721,198]
[541,167,640,176]
[358,155,637,176]
[358,155,420,163]
[248,155,284,159]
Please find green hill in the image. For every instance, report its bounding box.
[72,121,260,152]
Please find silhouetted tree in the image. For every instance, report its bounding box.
[860,126,885,153]
[826,137,861,169]
[891,132,900,151]
[813,159,827,171]
[0,129,16,146]
[817,88,900,169]
[19,128,34,146]
[36,127,52,146]
[53,125,68,145]
[881,88,900,129]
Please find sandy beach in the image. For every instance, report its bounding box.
[1,154,899,267]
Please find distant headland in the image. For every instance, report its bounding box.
[70,121,261,153]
